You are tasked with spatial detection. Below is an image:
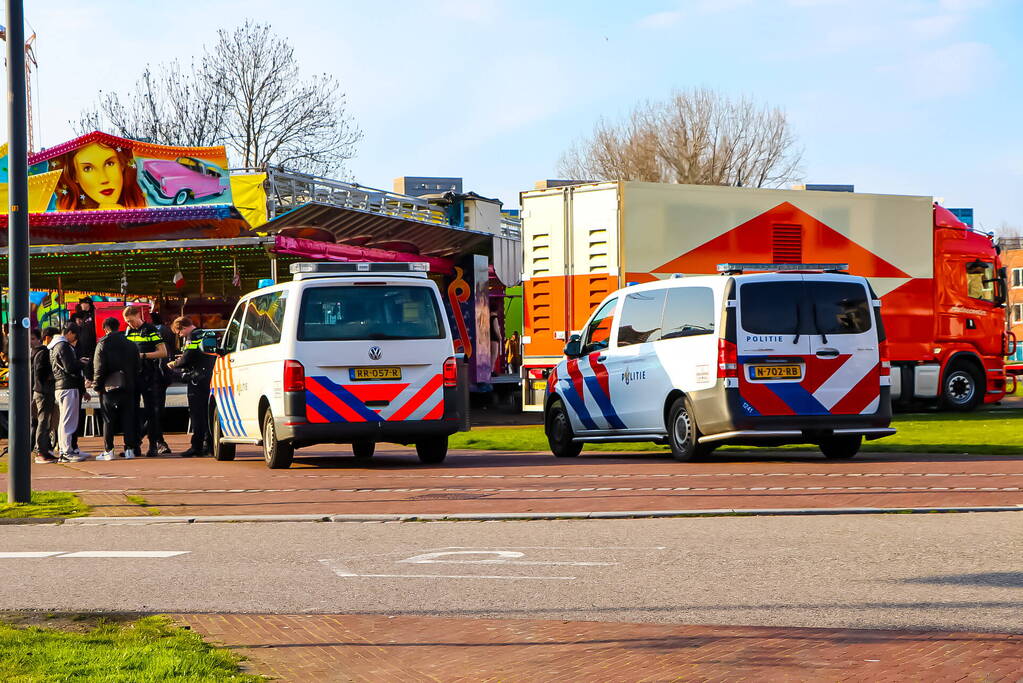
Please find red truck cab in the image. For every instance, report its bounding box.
[885,205,1009,410]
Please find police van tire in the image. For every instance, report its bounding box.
[820,435,861,459]
[667,397,699,462]
[547,400,582,458]
[211,406,235,461]
[352,440,375,459]
[262,410,294,469]
[940,361,983,412]
[416,436,448,464]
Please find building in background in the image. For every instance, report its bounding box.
[1000,237,1023,362]
[393,176,462,197]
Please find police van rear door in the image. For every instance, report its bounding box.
[803,274,880,415]
[296,278,453,424]
[735,274,814,416]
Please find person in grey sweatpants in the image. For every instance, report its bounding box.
[49,323,90,463]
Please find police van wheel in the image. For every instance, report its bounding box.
[262,410,294,469]
[415,436,448,464]
[820,435,861,460]
[547,400,582,458]
[211,406,235,461]
[352,440,375,460]
[667,397,699,462]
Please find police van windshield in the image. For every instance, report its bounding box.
[739,281,872,335]
[298,285,444,341]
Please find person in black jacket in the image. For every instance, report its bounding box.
[71,297,98,378]
[169,316,216,457]
[31,328,60,463]
[124,305,169,457]
[149,312,175,455]
[49,323,90,462]
[93,317,141,460]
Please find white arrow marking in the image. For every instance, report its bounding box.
[398,550,614,566]
[318,558,574,581]
[57,551,190,558]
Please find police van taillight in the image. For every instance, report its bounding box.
[879,341,891,377]
[443,357,458,387]
[283,360,306,392]
[717,338,738,379]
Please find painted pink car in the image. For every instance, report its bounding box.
[141,156,227,205]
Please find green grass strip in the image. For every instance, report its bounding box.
[0,491,89,519]
[0,615,263,682]
[450,409,1023,456]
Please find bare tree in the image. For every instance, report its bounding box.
[558,88,802,188]
[76,21,361,177]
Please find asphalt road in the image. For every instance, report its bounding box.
[2,513,1021,633]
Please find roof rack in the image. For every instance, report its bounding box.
[716,263,849,275]
[290,261,430,279]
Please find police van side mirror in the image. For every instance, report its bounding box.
[563,334,582,358]
[215,347,229,357]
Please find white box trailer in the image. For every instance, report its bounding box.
[519,181,1008,412]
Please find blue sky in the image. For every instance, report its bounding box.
[12,0,1023,230]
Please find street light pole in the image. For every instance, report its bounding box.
[6,0,32,503]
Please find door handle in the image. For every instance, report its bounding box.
[816,348,840,358]
[597,355,607,362]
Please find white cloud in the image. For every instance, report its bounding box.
[939,0,992,11]
[636,10,683,28]
[878,41,998,98]
[909,13,964,39]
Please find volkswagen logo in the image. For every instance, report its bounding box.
[368,346,382,360]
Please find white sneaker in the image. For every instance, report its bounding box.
[57,452,89,463]
[123,448,136,459]
[96,451,117,461]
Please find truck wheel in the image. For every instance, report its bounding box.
[667,397,699,462]
[262,409,294,469]
[546,399,582,458]
[352,440,375,460]
[941,362,983,412]
[415,436,448,464]
[211,405,235,462]
[820,435,861,459]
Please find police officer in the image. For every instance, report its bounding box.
[168,316,216,457]
[123,305,170,457]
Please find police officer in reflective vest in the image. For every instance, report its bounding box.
[123,305,170,456]
[168,316,216,457]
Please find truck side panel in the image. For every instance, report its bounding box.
[521,184,620,409]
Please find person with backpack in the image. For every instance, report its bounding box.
[31,327,60,464]
[49,323,90,462]
[168,316,216,457]
[93,317,141,460]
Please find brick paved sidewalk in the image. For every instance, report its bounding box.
[173,613,1023,682]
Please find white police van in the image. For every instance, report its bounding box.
[211,262,464,469]
[544,264,895,461]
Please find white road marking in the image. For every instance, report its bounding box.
[0,552,65,558]
[56,551,190,558]
[398,550,614,567]
[318,559,574,580]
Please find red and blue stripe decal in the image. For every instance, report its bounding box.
[559,353,626,430]
[305,374,443,423]
[738,354,879,416]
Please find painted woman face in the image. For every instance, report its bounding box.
[72,142,124,209]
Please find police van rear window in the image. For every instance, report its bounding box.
[740,281,872,335]
[298,285,444,341]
